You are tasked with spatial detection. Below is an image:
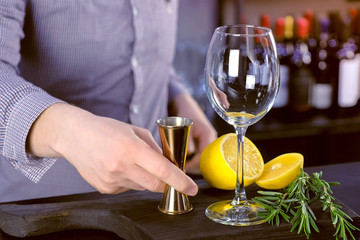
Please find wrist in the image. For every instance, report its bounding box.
[27,103,93,158]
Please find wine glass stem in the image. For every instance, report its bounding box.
[231,126,248,206]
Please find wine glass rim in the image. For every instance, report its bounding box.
[215,24,272,37]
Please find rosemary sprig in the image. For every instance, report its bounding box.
[252,169,360,240]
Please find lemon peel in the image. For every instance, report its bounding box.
[255,153,304,190]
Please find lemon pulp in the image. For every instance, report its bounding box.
[255,153,304,190]
[200,133,264,190]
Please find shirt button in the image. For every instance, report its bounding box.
[131,104,140,114]
[167,4,173,14]
[132,7,138,16]
[131,57,138,68]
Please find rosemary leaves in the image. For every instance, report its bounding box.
[252,169,360,240]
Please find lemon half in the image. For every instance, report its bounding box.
[255,153,304,190]
[200,133,264,190]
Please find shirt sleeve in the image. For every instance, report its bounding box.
[168,66,190,101]
[0,0,64,183]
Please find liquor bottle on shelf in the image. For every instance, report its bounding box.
[288,17,315,115]
[273,17,290,110]
[260,14,271,28]
[284,15,295,59]
[348,8,360,114]
[332,13,360,117]
[311,17,333,114]
[348,8,359,41]
[304,9,319,75]
[321,12,341,118]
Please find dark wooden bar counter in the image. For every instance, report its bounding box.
[0,162,359,240]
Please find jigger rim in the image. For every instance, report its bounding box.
[156,116,193,128]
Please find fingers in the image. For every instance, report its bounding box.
[135,147,198,196]
[124,164,166,193]
[132,126,162,154]
[130,126,198,195]
[90,161,165,195]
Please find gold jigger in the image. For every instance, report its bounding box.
[157,117,193,215]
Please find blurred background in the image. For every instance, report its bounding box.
[174,0,360,167]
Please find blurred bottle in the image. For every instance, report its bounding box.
[284,15,295,60]
[260,14,271,28]
[333,13,360,117]
[289,17,315,114]
[305,10,320,74]
[311,17,333,113]
[319,12,341,118]
[348,8,360,113]
[348,8,359,40]
[273,17,290,109]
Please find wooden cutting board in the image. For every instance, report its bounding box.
[0,179,359,240]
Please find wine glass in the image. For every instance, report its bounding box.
[204,24,280,226]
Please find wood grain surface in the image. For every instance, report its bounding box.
[0,179,359,240]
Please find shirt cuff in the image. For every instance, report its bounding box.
[3,91,65,183]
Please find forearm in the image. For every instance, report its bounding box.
[169,93,209,123]
[168,93,217,172]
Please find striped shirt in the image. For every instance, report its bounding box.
[0,0,187,202]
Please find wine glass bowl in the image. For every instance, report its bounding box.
[206,25,279,127]
[205,25,280,226]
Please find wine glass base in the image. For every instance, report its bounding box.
[205,200,266,226]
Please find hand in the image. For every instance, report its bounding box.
[168,94,218,174]
[27,103,198,196]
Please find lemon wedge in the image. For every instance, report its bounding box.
[255,153,304,190]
